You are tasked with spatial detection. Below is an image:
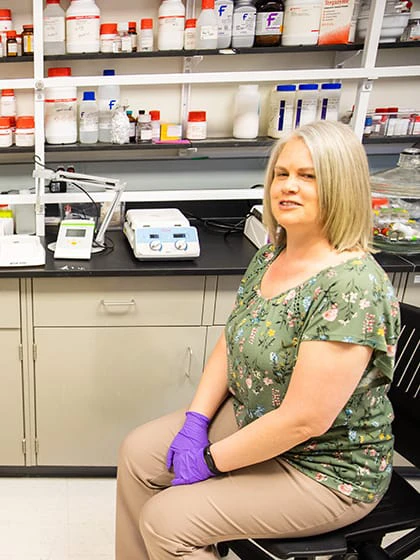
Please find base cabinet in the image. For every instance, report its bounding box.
[34,326,206,466]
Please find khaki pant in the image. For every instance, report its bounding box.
[116,398,376,560]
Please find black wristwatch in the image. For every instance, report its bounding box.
[203,445,224,476]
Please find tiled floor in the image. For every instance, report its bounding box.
[0,476,418,560]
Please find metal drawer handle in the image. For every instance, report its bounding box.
[185,346,192,378]
[100,299,136,307]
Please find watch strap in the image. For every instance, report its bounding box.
[203,445,224,476]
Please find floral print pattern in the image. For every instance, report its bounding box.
[225,244,400,503]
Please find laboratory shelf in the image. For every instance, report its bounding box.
[363,135,420,144]
[0,55,33,64]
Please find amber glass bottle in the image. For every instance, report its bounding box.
[254,0,284,46]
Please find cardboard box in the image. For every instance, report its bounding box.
[318,0,359,45]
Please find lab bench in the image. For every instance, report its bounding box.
[0,228,418,474]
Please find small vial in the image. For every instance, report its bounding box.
[136,112,152,143]
[139,18,154,52]
[128,21,137,52]
[184,19,197,50]
[126,110,136,143]
[6,30,18,57]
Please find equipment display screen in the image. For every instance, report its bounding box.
[173,233,186,238]
[66,229,86,238]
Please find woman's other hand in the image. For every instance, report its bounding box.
[171,446,214,486]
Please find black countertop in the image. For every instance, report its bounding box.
[0,227,418,278]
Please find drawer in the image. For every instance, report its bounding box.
[214,275,240,325]
[33,276,205,327]
[0,279,20,328]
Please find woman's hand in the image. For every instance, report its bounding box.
[166,411,210,470]
[171,446,214,486]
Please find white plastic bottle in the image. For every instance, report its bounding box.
[79,91,98,144]
[158,0,185,51]
[282,0,322,46]
[196,0,218,49]
[45,67,77,144]
[294,83,318,128]
[233,84,260,139]
[267,84,296,138]
[215,0,233,48]
[318,82,342,121]
[43,0,66,56]
[98,70,120,143]
[66,0,100,54]
[232,0,256,48]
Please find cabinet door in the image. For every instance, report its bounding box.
[34,326,206,466]
[0,330,24,466]
[214,276,240,325]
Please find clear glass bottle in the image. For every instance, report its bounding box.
[43,0,66,55]
[136,112,153,143]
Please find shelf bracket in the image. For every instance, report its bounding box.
[334,49,363,69]
[352,79,375,141]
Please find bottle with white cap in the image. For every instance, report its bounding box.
[233,84,260,139]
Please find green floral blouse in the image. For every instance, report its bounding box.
[225,244,400,503]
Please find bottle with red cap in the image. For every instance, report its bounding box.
[6,30,17,57]
[196,0,218,49]
[44,0,65,55]
[0,9,12,51]
[45,67,78,144]
[139,19,154,51]
[186,111,207,140]
[150,110,161,140]
[128,21,137,52]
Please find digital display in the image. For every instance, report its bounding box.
[66,229,86,238]
[173,233,186,238]
[149,234,159,239]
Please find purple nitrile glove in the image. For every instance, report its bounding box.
[166,411,210,470]
[171,446,214,486]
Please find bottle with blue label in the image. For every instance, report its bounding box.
[232,0,256,48]
[267,84,296,138]
[255,0,284,46]
[215,0,233,48]
[318,82,342,121]
[98,69,120,143]
[295,83,318,128]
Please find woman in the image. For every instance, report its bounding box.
[116,121,400,560]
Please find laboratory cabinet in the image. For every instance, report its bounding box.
[0,279,25,466]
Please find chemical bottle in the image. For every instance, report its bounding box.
[150,110,161,141]
[196,0,218,49]
[233,84,260,139]
[158,0,185,51]
[215,0,233,48]
[118,23,132,53]
[45,67,77,144]
[232,0,256,48]
[267,84,296,137]
[98,70,120,143]
[0,89,16,120]
[136,112,153,143]
[318,82,342,121]
[0,117,12,148]
[0,9,12,49]
[43,0,65,55]
[255,0,284,46]
[128,22,137,52]
[139,19,154,52]
[66,0,100,54]
[184,19,197,49]
[0,205,14,235]
[6,30,18,57]
[281,0,322,46]
[126,110,136,143]
[294,83,318,128]
[14,189,36,235]
[79,91,98,144]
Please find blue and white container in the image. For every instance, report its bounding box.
[295,83,318,128]
[318,82,342,121]
[267,84,296,138]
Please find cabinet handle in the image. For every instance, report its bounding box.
[100,299,136,307]
[185,346,193,378]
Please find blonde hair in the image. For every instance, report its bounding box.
[263,121,373,252]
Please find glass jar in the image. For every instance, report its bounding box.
[22,24,34,55]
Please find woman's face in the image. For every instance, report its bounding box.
[270,137,322,234]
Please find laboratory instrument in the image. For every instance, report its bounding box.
[53,219,95,259]
[0,235,45,267]
[123,208,200,260]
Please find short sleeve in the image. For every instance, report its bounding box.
[300,259,400,385]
